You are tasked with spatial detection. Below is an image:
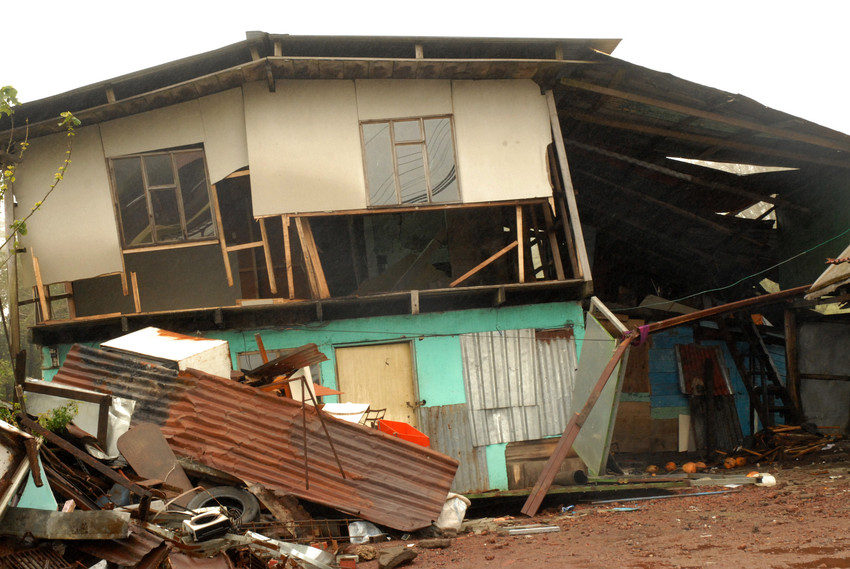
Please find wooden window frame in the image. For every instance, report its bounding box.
[360,115,461,207]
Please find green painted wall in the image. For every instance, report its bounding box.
[48,301,584,491]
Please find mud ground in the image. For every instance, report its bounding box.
[350,444,850,569]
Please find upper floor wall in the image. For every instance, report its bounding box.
[13,78,557,288]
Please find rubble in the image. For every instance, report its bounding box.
[0,331,461,568]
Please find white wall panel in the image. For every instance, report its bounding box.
[14,126,123,286]
[199,88,249,184]
[245,80,366,216]
[452,80,553,203]
[100,100,206,157]
[355,80,452,120]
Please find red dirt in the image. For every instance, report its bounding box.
[354,450,850,569]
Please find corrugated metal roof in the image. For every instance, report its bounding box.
[53,345,458,531]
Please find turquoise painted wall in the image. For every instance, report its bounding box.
[47,301,584,491]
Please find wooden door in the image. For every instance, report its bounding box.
[335,342,420,427]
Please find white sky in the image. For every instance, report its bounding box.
[5,1,849,135]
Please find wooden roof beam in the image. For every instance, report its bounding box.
[563,138,808,213]
[560,78,850,154]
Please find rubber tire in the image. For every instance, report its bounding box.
[186,486,260,524]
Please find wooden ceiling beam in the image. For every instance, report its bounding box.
[563,139,807,213]
[560,78,850,154]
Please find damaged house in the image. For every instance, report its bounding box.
[2,32,849,503]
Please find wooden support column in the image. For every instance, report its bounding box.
[259,218,278,294]
[541,201,566,280]
[131,272,141,313]
[784,308,802,413]
[294,217,330,299]
[282,215,295,299]
[545,89,592,282]
[516,205,525,283]
[210,184,234,287]
[450,242,518,288]
[31,252,50,322]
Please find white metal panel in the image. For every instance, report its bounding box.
[452,80,553,203]
[100,99,206,157]
[355,80,452,120]
[199,88,249,184]
[245,80,366,216]
[461,328,578,447]
[14,126,123,286]
[102,327,232,378]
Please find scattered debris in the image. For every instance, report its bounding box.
[506,524,561,535]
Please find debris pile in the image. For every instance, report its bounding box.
[744,424,843,462]
[1,329,459,568]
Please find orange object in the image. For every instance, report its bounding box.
[682,462,697,474]
[735,456,747,467]
[665,461,677,472]
[378,420,430,447]
[724,457,737,469]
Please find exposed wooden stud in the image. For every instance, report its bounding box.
[410,290,420,315]
[546,90,592,281]
[784,308,802,413]
[450,241,518,288]
[210,184,234,287]
[282,215,295,299]
[227,241,265,252]
[265,60,276,93]
[547,149,580,278]
[131,272,141,313]
[415,44,424,59]
[495,286,507,305]
[31,251,50,322]
[274,40,282,57]
[541,201,566,280]
[516,205,525,283]
[259,218,277,295]
[560,78,850,154]
[249,46,261,61]
[63,282,76,319]
[105,86,116,104]
[294,217,330,299]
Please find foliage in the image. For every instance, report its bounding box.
[0,397,78,434]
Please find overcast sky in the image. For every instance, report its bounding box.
[5,1,848,135]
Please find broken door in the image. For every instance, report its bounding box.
[335,342,420,427]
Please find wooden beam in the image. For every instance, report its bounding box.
[560,110,850,170]
[450,241,518,288]
[564,138,807,212]
[282,215,295,299]
[546,90,592,281]
[131,272,141,313]
[259,218,277,295]
[31,252,50,322]
[257,197,549,218]
[560,78,850,154]
[516,206,525,283]
[225,241,265,252]
[294,217,330,299]
[541,201,566,280]
[784,308,802,412]
[210,184,234,287]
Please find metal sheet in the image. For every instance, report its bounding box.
[461,328,577,447]
[420,404,489,493]
[0,508,131,539]
[53,344,458,532]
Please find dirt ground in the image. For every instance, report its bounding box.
[350,444,850,569]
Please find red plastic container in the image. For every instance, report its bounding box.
[377,419,430,447]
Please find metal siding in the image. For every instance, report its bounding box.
[51,344,458,532]
[461,329,577,447]
[420,404,490,494]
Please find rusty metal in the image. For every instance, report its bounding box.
[242,343,328,386]
[76,522,168,567]
[0,507,131,539]
[54,344,458,531]
[19,416,153,521]
[0,546,78,569]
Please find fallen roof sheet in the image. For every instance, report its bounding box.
[806,241,850,299]
[53,344,458,531]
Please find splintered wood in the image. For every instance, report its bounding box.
[742,425,841,463]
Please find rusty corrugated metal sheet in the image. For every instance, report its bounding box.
[676,344,733,396]
[53,345,458,531]
[243,343,328,383]
[76,522,167,567]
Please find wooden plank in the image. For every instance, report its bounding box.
[410,290,420,315]
[131,272,141,313]
[784,308,802,410]
[521,336,633,517]
[547,149,579,278]
[545,90,592,281]
[541,201,565,280]
[210,184,234,287]
[450,241,518,288]
[259,218,277,295]
[63,282,76,319]
[516,206,525,283]
[31,252,50,321]
[282,215,295,299]
[560,78,850,155]
[261,198,549,218]
[226,241,265,252]
[294,217,330,299]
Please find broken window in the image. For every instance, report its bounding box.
[362,117,460,206]
[110,148,216,248]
